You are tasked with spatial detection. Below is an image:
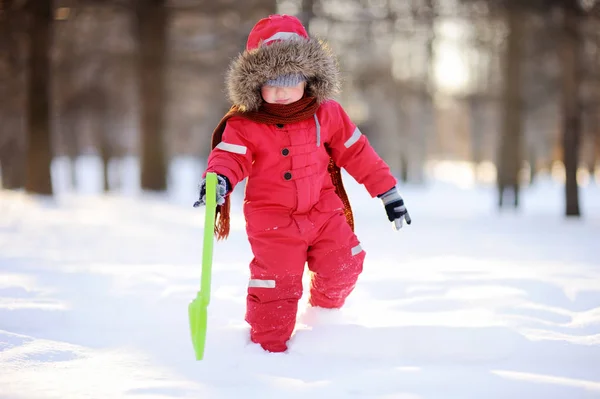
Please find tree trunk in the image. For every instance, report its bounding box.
[96,94,111,193]
[592,115,599,181]
[469,96,484,167]
[0,120,26,189]
[582,109,597,183]
[560,6,582,217]
[67,131,78,191]
[497,7,524,209]
[400,154,409,183]
[528,147,537,185]
[100,124,111,192]
[136,0,168,192]
[0,0,27,189]
[416,0,436,184]
[299,0,315,28]
[25,0,53,195]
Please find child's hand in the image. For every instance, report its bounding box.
[193,174,230,207]
[378,187,411,230]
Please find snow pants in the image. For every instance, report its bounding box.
[244,206,365,353]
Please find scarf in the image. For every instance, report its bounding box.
[210,96,354,240]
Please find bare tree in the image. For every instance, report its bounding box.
[585,111,598,181]
[0,0,27,189]
[497,6,524,208]
[583,24,600,182]
[136,0,168,191]
[413,0,436,184]
[298,0,315,27]
[559,2,584,216]
[25,0,53,195]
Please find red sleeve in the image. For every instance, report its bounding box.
[204,121,253,190]
[327,103,397,197]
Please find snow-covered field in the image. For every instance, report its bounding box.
[1,157,599,399]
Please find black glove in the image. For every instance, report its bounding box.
[378,186,412,230]
[193,174,230,207]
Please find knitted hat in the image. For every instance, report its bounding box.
[265,73,306,87]
[226,14,340,111]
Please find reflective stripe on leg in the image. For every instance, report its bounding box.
[248,279,276,288]
[351,244,363,256]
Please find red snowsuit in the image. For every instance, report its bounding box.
[206,100,397,352]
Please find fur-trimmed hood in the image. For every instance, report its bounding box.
[225,36,341,112]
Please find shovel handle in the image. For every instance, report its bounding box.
[201,172,217,300]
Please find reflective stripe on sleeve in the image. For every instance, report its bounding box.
[216,142,247,155]
[344,127,363,148]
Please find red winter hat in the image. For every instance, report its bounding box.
[227,13,339,111]
[246,14,309,51]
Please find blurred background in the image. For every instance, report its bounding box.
[0,0,599,216]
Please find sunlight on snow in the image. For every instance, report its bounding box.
[0,332,208,398]
[492,370,600,392]
[1,158,599,398]
[0,272,68,311]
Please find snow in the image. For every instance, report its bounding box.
[1,157,600,399]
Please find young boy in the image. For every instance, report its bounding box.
[194,14,411,353]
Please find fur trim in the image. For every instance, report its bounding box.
[226,37,340,111]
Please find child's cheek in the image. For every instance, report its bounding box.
[291,88,304,102]
[261,87,273,103]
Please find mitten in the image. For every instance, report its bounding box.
[378,186,412,230]
[193,174,230,207]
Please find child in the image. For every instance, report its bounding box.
[194,14,411,353]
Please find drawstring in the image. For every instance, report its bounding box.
[314,114,321,147]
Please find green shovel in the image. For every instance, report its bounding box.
[189,172,217,360]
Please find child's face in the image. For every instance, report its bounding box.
[261,81,306,105]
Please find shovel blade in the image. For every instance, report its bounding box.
[189,294,208,360]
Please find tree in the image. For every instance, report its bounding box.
[136,0,168,192]
[0,0,27,189]
[25,0,54,195]
[497,6,524,208]
[298,0,315,28]
[585,112,598,181]
[559,2,583,216]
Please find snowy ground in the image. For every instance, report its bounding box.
[1,157,600,399]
